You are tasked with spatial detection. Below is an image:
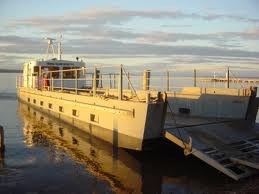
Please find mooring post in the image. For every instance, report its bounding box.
[143,70,151,90]
[194,69,197,87]
[226,66,230,88]
[0,125,5,154]
[93,67,97,96]
[118,65,123,100]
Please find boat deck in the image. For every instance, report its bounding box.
[164,116,259,180]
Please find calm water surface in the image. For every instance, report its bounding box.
[0,73,259,194]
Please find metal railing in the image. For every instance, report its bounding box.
[16,65,259,101]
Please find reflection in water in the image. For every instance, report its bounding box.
[18,101,259,193]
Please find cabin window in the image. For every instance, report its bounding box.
[72,109,78,117]
[40,101,44,106]
[49,67,60,78]
[33,66,39,76]
[27,98,30,102]
[59,106,64,112]
[33,99,36,104]
[41,66,59,78]
[63,67,75,79]
[48,103,52,109]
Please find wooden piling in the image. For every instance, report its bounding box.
[194,69,197,87]
[0,125,5,154]
[143,70,151,90]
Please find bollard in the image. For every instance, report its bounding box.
[0,125,5,154]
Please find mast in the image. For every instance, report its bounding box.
[44,36,62,60]
[45,37,56,59]
[58,35,62,60]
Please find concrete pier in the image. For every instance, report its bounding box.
[201,77,259,84]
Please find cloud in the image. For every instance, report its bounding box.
[1,35,259,59]
[4,7,259,47]
[7,7,259,33]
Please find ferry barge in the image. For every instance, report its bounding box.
[16,37,259,180]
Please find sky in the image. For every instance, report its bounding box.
[0,0,259,71]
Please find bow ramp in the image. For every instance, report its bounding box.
[163,88,259,180]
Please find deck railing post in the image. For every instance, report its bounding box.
[118,65,123,100]
[109,73,112,89]
[61,70,63,92]
[51,77,54,91]
[113,74,116,88]
[194,69,197,87]
[93,67,97,96]
[37,73,39,89]
[167,70,170,91]
[100,74,103,88]
[127,72,130,90]
[75,69,78,94]
[143,70,151,90]
[226,66,230,88]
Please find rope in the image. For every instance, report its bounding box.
[229,70,245,89]
[167,101,188,151]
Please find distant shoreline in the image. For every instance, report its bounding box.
[0,69,22,73]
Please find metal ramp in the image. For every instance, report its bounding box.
[164,119,259,180]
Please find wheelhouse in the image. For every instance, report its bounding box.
[22,59,85,89]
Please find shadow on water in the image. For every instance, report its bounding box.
[14,101,259,193]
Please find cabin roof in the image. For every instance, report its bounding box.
[25,59,85,67]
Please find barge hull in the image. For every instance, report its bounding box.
[17,87,166,151]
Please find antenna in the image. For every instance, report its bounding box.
[44,37,56,59]
[58,35,62,60]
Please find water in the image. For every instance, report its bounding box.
[0,73,259,193]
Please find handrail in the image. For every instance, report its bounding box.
[16,65,259,101]
[121,65,140,101]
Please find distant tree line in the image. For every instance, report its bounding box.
[0,69,22,73]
